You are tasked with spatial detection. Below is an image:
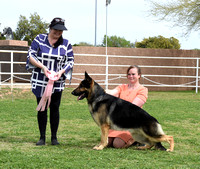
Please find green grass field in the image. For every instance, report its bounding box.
[0,88,200,168]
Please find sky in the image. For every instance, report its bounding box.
[0,0,200,50]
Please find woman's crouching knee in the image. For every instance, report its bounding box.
[113,137,126,148]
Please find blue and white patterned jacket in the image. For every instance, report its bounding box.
[26,33,74,97]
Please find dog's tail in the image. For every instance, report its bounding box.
[143,122,165,137]
[156,123,165,135]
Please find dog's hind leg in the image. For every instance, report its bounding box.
[156,135,174,152]
[93,124,110,150]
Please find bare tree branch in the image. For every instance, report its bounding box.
[149,0,200,35]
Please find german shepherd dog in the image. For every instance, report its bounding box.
[71,72,174,151]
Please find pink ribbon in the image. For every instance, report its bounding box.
[36,71,59,112]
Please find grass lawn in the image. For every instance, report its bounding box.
[0,88,200,168]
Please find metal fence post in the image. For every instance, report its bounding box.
[196,58,199,94]
[0,63,1,89]
[11,51,14,91]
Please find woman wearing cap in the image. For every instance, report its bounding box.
[26,17,74,146]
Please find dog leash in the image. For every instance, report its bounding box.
[36,71,59,112]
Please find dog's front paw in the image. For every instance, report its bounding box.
[93,144,105,150]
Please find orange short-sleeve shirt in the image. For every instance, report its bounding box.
[115,84,148,103]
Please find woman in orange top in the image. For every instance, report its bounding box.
[106,65,148,148]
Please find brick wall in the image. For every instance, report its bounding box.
[72,46,200,91]
[1,44,200,91]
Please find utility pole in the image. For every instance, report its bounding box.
[95,0,97,46]
[105,0,111,90]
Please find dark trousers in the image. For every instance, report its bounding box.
[36,91,62,141]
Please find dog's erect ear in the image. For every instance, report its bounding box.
[85,71,92,82]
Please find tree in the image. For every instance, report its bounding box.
[73,42,93,46]
[149,0,200,35]
[135,35,181,49]
[0,32,6,40]
[102,35,135,48]
[15,12,49,45]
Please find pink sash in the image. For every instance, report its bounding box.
[36,71,59,111]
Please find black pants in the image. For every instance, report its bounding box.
[36,91,62,141]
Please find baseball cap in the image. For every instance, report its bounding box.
[49,17,67,31]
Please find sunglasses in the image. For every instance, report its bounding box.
[54,18,65,23]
